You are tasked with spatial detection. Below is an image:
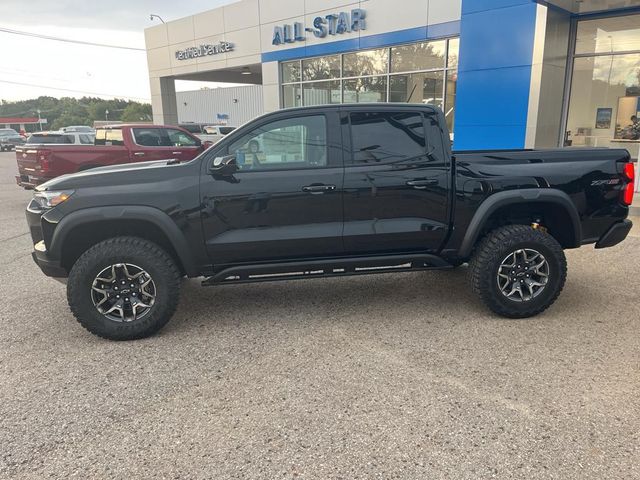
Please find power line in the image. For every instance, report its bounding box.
[0,79,150,102]
[0,26,145,51]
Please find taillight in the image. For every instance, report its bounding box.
[38,150,51,173]
[621,162,635,206]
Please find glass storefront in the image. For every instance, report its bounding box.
[566,15,640,158]
[280,38,459,135]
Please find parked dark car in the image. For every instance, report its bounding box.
[0,128,26,151]
[26,104,634,340]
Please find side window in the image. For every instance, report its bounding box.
[105,130,124,146]
[166,129,199,147]
[64,135,75,144]
[228,115,327,171]
[349,111,426,164]
[133,128,165,147]
[95,129,106,146]
[79,134,93,144]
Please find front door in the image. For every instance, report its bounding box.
[200,112,344,266]
[342,109,450,255]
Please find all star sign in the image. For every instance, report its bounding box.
[272,9,366,45]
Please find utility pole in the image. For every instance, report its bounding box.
[37,109,42,131]
[105,109,109,121]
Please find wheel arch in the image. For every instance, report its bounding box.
[50,206,199,277]
[458,189,582,259]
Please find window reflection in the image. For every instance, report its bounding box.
[566,54,640,150]
[390,40,446,73]
[389,72,444,106]
[279,38,458,136]
[343,77,387,103]
[282,84,302,108]
[303,81,341,106]
[302,56,340,81]
[576,15,640,55]
[343,48,389,77]
[281,61,300,83]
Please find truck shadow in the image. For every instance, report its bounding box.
[165,268,482,335]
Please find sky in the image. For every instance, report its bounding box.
[0,0,239,103]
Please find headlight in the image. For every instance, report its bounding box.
[28,190,74,212]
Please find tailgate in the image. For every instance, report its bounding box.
[15,147,41,173]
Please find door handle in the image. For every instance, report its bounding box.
[302,184,336,194]
[172,151,183,155]
[133,152,145,157]
[406,179,438,189]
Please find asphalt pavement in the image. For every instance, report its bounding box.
[0,151,639,479]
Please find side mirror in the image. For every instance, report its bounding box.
[210,155,238,176]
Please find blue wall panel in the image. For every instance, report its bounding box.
[454,0,538,150]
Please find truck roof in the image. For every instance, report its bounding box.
[98,124,173,129]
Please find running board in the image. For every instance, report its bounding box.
[202,254,452,287]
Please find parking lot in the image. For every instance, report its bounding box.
[0,150,639,479]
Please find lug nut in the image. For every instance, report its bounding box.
[116,295,120,299]
[114,286,118,290]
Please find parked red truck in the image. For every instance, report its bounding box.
[15,124,210,189]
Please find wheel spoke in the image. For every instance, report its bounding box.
[497,248,549,303]
[91,263,156,323]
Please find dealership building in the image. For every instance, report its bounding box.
[145,0,640,154]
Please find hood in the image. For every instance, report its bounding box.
[37,159,187,191]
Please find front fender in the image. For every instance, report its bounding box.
[458,189,582,258]
[47,205,199,277]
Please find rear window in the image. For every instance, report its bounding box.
[95,129,124,146]
[219,127,235,135]
[79,134,94,144]
[180,124,202,134]
[27,134,66,144]
[349,111,426,164]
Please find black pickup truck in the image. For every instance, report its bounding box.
[25,104,635,340]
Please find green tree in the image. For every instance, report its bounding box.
[121,103,152,122]
[0,97,152,131]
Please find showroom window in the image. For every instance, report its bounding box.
[280,38,459,135]
[566,14,640,157]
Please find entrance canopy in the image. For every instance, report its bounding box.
[539,0,640,14]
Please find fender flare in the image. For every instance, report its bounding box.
[458,189,582,258]
[48,205,199,276]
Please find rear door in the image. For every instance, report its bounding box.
[199,111,344,265]
[130,127,202,162]
[342,109,450,255]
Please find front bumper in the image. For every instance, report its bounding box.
[595,219,633,249]
[32,241,67,279]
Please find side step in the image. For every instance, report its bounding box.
[202,254,452,287]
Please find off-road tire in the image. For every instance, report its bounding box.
[67,237,181,340]
[469,225,567,318]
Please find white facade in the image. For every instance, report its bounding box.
[145,0,462,125]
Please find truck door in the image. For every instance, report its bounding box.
[129,127,202,162]
[199,111,344,265]
[342,109,450,255]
